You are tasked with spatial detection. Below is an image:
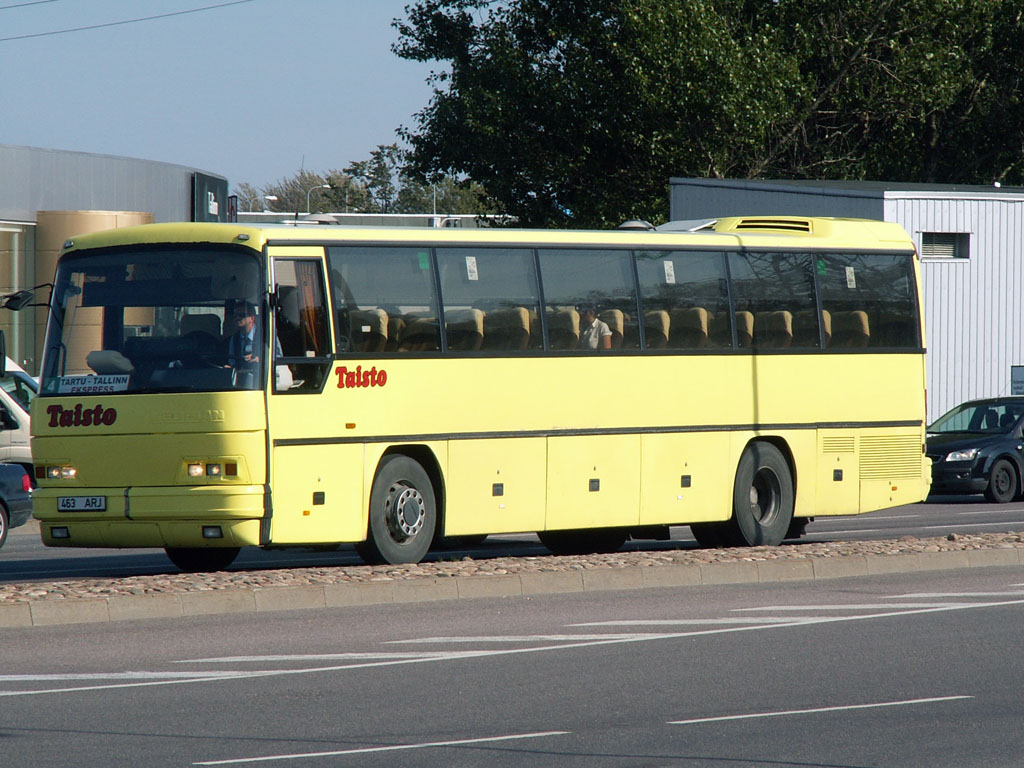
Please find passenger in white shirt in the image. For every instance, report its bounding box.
[579,306,612,349]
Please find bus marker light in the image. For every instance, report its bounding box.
[51,527,70,539]
[202,526,223,539]
[206,464,222,477]
[188,463,204,477]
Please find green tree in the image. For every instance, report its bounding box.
[394,0,1024,227]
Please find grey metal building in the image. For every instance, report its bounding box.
[670,178,1024,420]
[1,144,227,370]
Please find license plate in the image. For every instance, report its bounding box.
[57,496,106,511]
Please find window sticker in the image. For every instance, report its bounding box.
[663,260,676,284]
[417,251,430,270]
[465,255,479,281]
[845,266,857,289]
[57,375,130,394]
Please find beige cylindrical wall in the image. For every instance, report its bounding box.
[32,210,153,372]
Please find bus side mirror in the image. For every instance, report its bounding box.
[2,290,35,311]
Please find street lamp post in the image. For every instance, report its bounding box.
[305,184,331,214]
[263,194,278,212]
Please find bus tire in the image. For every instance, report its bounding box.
[984,458,1017,503]
[356,455,436,565]
[538,528,628,556]
[164,546,240,572]
[725,442,794,546]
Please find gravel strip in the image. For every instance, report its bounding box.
[3,531,1023,604]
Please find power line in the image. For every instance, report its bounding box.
[0,0,256,42]
[0,1,62,11]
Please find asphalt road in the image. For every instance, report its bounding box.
[2,566,1023,767]
[2,494,1024,584]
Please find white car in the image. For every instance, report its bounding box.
[0,357,35,474]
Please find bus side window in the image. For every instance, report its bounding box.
[635,250,730,350]
[273,259,332,392]
[537,249,638,352]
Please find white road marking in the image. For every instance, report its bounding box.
[669,696,972,725]
[735,603,963,611]
[570,618,800,626]
[890,591,1024,599]
[179,652,450,664]
[385,633,661,644]
[192,730,570,765]
[6,598,1024,699]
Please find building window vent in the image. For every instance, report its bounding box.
[921,232,969,259]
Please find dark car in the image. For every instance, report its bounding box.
[926,396,1024,503]
[0,462,32,549]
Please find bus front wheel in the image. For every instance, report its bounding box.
[165,546,240,572]
[356,455,436,565]
[726,442,794,546]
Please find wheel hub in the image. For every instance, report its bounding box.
[384,483,425,541]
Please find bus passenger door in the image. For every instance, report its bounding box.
[266,252,363,545]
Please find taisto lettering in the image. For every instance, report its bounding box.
[46,403,118,428]
[336,365,387,389]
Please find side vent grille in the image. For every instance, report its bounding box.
[860,435,922,479]
[822,436,855,453]
[733,218,813,233]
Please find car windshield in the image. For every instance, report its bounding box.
[39,245,265,394]
[928,402,1023,434]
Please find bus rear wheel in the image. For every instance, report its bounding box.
[723,442,794,546]
[538,528,628,556]
[356,455,436,565]
[165,546,240,572]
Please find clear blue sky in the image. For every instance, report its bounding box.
[0,0,436,192]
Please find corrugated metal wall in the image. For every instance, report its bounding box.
[888,194,1024,420]
[1,144,224,223]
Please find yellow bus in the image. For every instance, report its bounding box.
[15,216,930,571]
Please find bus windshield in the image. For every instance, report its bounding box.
[40,246,265,395]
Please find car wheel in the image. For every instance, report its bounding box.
[984,458,1017,503]
[0,504,8,550]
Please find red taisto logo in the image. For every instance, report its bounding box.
[46,403,117,427]
[336,365,387,389]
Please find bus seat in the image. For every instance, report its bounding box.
[735,311,754,347]
[791,310,821,348]
[598,309,624,348]
[385,315,406,351]
[350,308,388,352]
[830,310,870,348]
[821,310,832,346]
[709,312,732,347]
[446,308,484,350]
[399,313,442,351]
[754,310,793,349]
[547,307,579,349]
[482,307,531,351]
[669,307,709,349]
[180,313,221,338]
[644,310,670,348]
[274,287,304,355]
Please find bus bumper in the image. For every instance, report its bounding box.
[33,486,265,548]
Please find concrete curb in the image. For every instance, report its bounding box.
[3,546,1022,629]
